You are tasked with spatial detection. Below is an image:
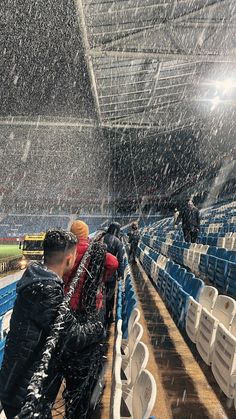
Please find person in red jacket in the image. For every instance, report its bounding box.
[63,220,119,312]
[62,220,119,418]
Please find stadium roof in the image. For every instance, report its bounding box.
[77,0,236,132]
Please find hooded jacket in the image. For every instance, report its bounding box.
[0,263,104,411]
[63,239,119,311]
[176,205,200,231]
[103,223,124,277]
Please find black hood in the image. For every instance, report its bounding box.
[107,222,121,236]
[17,263,63,293]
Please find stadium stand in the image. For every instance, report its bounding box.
[136,200,236,408]
[111,251,157,418]
[0,214,70,237]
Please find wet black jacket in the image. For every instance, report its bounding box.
[177,206,200,231]
[0,263,104,411]
[103,233,124,277]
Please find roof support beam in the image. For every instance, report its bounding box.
[90,48,236,63]
[96,0,228,49]
[74,0,102,124]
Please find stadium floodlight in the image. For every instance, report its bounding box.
[215,79,236,95]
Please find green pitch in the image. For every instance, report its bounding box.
[0,245,22,261]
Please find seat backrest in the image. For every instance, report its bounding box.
[175,268,187,286]
[128,308,141,336]
[208,246,217,255]
[130,342,149,388]
[183,275,203,299]
[2,309,13,338]
[199,286,218,312]
[132,369,157,419]
[230,314,236,337]
[128,322,143,358]
[212,295,236,329]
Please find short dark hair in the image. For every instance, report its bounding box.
[43,229,77,264]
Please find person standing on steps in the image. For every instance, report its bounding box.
[128,221,140,263]
[175,199,200,243]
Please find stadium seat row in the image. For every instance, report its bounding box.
[186,288,236,407]
[137,241,236,409]
[141,234,236,297]
[112,252,157,419]
[137,244,204,327]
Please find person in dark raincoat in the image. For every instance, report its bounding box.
[103,222,124,323]
[128,221,140,263]
[175,199,200,243]
[0,230,105,419]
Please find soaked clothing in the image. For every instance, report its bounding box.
[62,242,109,418]
[0,263,105,417]
[103,233,124,277]
[63,239,118,312]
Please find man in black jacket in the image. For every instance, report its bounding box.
[128,222,140,263]
[103,222,124,322]
[175,199,200,243]
[0,230,105,419]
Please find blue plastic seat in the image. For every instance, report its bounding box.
[176,274,204,327]
[0,338,6,367]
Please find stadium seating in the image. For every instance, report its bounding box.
[112,251,157,418]
[135,200,236,407]
[211,314,236,398]
[196,295,236,365]
[0,214,70,237]
[186,286,218,343]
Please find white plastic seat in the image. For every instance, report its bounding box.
[113,369,157,419]
[122,322,143,363]
[157,255,167,269]
[122,309,141,350]
[217,237,225,248]
[187,244,200,270]
[124,370,157,419]
[212,315,236,398]
[196,295,236,365]
[183,248,189,267]
[150,260,158,281]
[1,310,13,339]
[192,245,209,276]
[186,286,218,343]
[122,342,149,392]
[112,386,122,419]
[117,319,123,338]
[225,237,234,250]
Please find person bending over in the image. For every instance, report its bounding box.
[0,229,105,419]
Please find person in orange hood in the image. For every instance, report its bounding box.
[63,220,118,312]
[62,221,118,418]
